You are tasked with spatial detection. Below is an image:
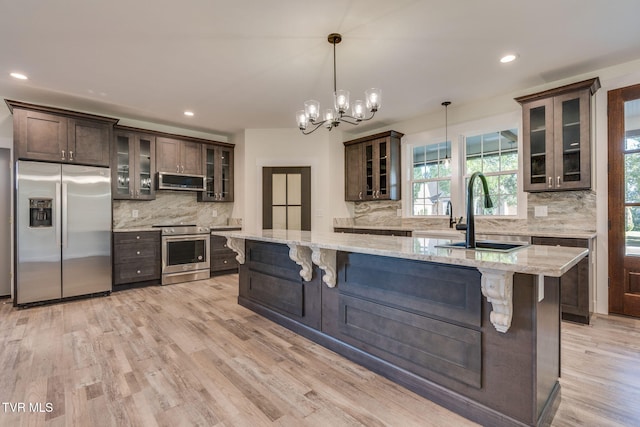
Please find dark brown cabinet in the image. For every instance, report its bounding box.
[210,233,241,274]
[344,130,403,201]
[198,144,234,202]
[112,127,156,200]
[156,136,202,175]
[7,101,116,167]
[113,231,161,286]
[516,78,600,192]
[532,236,592,324]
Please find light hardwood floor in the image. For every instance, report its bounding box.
[0,275,638,427]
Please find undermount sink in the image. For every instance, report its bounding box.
[436,240,529,253]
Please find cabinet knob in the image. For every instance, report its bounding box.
[136,235,140,240]
[61,150,66,160]
[136,251,141,255]
[136,270,141,274]
[223,260,228,264]
[223,244,227,248]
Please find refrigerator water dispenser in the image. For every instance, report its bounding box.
[29,198,52,227]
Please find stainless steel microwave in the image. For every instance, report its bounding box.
[156,172,205,191]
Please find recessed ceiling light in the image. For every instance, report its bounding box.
[500,54,518,64]
[184,111,194,117]
[10,72,28,80]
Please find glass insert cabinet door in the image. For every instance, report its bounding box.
[199,144,234,202]
[519,80,596,192]
[113,131,156,200]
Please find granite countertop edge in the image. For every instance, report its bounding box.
[212,229,588,277]
[335,225,596,240]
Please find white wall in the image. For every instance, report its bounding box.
[234,128,350,232]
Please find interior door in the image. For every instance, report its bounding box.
[262,167,311,231]
[608,83,640,317]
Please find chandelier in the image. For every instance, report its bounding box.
[296,33,381,135]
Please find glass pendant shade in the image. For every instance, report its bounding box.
[324,108,336,127]
[334,89,350,113]
[304,100,320,121]
[365,88,381,111]
[353,100,366,120]
[296,110,308,130]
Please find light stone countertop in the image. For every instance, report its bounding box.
[113,225,241,233]
[335,224,596,240]
[212,229,588,277]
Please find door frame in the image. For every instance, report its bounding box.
[608,83,640,316]
[262,166,311,231]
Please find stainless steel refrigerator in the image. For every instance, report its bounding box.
[16,161,112,305]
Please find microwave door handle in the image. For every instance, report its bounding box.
[55,182,62,248]
[62,182,68,248]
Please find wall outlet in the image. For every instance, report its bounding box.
[534,205,548,217]
[397,209,402,217]
[211,209,218,218]
[132,209,139,218]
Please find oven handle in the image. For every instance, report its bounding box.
[162,235,209,243]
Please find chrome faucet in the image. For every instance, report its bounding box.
[457,172,493,248]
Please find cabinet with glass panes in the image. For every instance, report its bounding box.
[112,127,156,200]
[344,130,403,201]
[198,143,234,202]
[516,77,600,192]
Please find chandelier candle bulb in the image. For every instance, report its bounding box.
[334,90,350,113]
[353,100,365,120]
[304,100,320,121]
[366,88,381,111]
[296,110,308,130]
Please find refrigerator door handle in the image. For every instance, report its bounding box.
[62,182,68,248]
[56,182,62,248]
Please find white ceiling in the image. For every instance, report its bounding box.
[1,0,640,138]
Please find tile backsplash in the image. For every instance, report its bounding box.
[113,191,235,229]
[340,190,596,233]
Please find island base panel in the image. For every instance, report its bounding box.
[237,240,560,427]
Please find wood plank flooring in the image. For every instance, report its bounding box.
[0,274,639,426]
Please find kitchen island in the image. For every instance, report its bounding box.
[212,229,588,427]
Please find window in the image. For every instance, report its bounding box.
[411,142,451,215]
[464,129,518,216]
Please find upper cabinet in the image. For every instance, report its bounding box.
[7,100,117,167]
[344,130,403,201]
[198,143,234,202]
[516,78,600,192]
[113,127,156,200]
[156,137,202,175]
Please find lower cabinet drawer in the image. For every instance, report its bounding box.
[211,252,238,271]
[114,261,160,285]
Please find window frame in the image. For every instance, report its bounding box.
[403,111,525,220]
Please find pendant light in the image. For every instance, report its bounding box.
[296,33,381,135]
[442,101,451,168]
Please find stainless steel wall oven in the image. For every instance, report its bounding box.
[158,225,210,285]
